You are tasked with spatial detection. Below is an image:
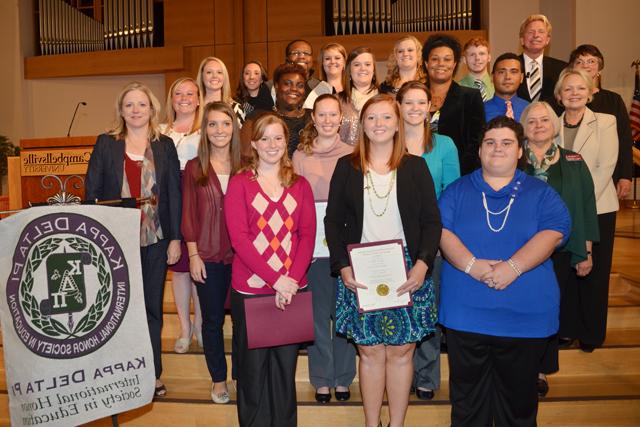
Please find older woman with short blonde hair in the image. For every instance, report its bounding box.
[554,67,619,353]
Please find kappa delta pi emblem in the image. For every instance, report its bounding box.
[6,213,131,359]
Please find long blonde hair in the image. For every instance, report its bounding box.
[383,35,426,88]
[108,81,162,141]
[241,113,299,187]
[163,77,203,134]
[351,94,406,172]
[196,57,234,104]
[195,102,242,186]
[319,42,348,90]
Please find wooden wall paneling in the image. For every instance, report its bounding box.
[24,47,184,79]
[267,0,324,41]
[163,0,215,46]
[232,0,245,82]
[243,43,270,76]
[7,157,22,210]
[214,0,236,45]
[214,44,240,90]
[243,0,267,44]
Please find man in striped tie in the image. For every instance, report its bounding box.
[516,14,566,114]
[458,37,495,102]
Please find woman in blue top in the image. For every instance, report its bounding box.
[396,80,459,401]
[438,116,571,427]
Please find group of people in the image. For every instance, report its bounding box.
[83,12,634,427]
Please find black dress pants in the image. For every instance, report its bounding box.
[140,239,169,379]
[447,328,548,427]
[231,290,299,427]
[563,212,616,347]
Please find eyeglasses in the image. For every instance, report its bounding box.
[289,50,312,57]
[575,58,599,66]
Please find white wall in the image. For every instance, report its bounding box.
[575,0,640,104]
[25,75,166,138]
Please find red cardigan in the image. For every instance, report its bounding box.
[181,158,234,264]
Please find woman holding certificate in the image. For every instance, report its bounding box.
[293,94,355,403]
[225,112,316,427]
[438,116,571,426]
[325,94,441,427]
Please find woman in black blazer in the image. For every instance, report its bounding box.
[85,82,182,397]
[422,34,485,175]
[325,94,441,427]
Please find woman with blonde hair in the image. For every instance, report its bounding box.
[326,94,441,427]
[225,112,315,426]
[161,76,204,354]
[339,46,379,146]
[197,56,246,126]
[303,42,348,109]
[555,68,619,353]
[85,82,182,397]
[294,94,355,403]
[380,35,426,96]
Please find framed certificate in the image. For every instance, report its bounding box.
[313,201,329,258]
[347,240,410,312]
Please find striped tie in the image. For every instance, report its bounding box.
[474,79,488,102]
[505,99,514,119]
[529,60,541,101]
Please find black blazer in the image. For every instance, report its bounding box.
[518,54,567,113]
[437,81,485,175]
[85,133,182,241]
[325,155,442,277]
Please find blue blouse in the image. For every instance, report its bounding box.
[422,134,460,199]
[438,169,571,338]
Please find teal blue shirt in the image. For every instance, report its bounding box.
[421,134,460,199]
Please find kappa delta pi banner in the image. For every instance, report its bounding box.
[0,205,155,426]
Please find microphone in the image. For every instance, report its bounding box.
[67,101,87,137]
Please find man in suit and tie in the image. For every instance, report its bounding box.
[517,14,567,113]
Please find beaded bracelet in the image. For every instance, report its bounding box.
[507,258,522,276]
[464,256,476,274]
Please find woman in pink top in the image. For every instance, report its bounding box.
[293,94,356,404]
[182,102,241,404]
[225,113,316,427]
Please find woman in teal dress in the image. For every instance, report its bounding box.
[325,94,442,427]
[396,80,460,400]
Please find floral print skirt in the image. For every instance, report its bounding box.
[335,250,437,346]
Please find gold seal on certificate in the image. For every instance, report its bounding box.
[347,240,410,312]
[376,284,389,296]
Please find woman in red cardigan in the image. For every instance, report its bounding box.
[181,102,242,404]
[225,112,315,427]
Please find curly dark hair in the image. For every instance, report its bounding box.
[422,34,462,75]
[273,62,307,85]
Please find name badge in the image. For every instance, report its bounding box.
[565,153,583,162]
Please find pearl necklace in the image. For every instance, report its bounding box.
[365,170,396,217]
[481,180,520,233]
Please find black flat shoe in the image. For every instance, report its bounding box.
[579,342,596,353]
[415,388,435,400]
[315,392,331,403]
[558,337,574,348]
[334,389,351,401]
[536,378,549,397]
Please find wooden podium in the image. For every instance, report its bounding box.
[9,136,97,209]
